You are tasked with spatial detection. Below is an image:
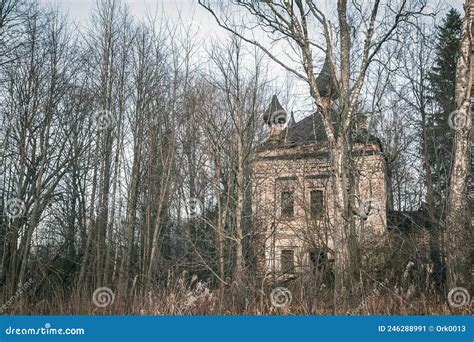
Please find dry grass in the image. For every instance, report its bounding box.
[3,274,471,316]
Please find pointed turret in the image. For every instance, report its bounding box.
[315,54,339,100]
[263,95,287,125]
[263,95,287,140]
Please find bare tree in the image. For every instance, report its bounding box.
[445,0,472,290]
[1,6,83,299]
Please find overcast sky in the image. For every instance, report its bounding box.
[39,0,465,31]
[41,0,223,38]
[38,0,466,119]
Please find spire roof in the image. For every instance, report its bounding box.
[263,95,287,125]
[315,55,339,99]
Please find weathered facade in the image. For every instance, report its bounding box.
[252,95,387,278]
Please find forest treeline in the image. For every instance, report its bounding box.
[0,0,471,314]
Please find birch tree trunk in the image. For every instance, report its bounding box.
[445,0,472,290]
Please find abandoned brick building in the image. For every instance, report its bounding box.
[251,61,387,277]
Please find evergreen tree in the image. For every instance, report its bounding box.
[425,8,463,291]
[428,8,463,207]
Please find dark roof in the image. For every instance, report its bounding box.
[315,55,339,99]
[259,92,381,149]
[281,113,380,146]
[263,95,287,124]
[284,113,327,144]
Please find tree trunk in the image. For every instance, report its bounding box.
[445,0,472,290]
[330,141,351,301]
